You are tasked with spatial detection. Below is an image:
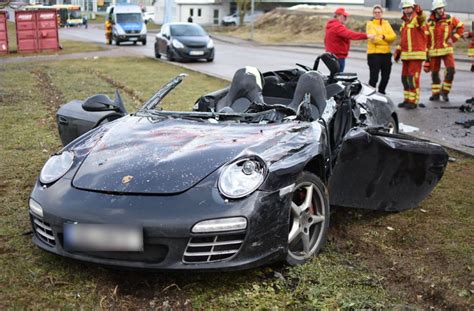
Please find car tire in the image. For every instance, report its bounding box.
[154,47,161,58]
[166,48,174,61]
[386,116,398,134]
[115,37,120,46]
[142,40,147,46]
[286,171,330,266]
[207,57,214,62]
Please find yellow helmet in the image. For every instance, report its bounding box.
[399,0,415,9]
[431,0,447,10]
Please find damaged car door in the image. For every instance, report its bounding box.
[328,128,449,212]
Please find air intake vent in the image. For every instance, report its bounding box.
[32,217,56,246]
[183,233,245,263]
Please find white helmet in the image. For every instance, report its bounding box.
[431,0,446,10]
[399,0,415,9]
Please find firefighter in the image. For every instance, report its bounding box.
[393,0,428,109]
[105,16,112,45]
[463,31,473,104]
[426,0,464,102]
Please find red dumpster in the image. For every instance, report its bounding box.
[15,9,59,53]
[0,11,8,54]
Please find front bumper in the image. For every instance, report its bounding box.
[117,34,146,42]
[171,46,214,61]
[29,178,290,270]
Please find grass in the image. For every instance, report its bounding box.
[1,57,473,309]
[2,21,106,56]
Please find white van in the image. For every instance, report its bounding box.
[107,4,147,46]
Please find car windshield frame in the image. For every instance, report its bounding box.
[116,13,143,24]
[170,24,207,37]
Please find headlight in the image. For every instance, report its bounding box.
[207,38,214,49]
[115,25,125,35]
[29,198,43,217]
[192,217,247,233]
[40,151,74,184]
[172,39,184,49]
[218,157,266,199]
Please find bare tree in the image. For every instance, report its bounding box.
[236,0,250,26]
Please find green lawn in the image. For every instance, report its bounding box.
[0,57,472,309]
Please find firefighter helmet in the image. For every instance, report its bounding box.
[399,0,416,9]
[431,0,446,10]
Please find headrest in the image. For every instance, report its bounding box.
[216,66,264,112]
[288,71,327,120]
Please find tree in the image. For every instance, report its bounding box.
[236,0,250,26]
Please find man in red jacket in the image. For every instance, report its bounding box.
[324,7,375,72]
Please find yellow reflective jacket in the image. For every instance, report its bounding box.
[366,19,397,54]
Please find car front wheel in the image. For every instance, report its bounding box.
[286,172,329,266]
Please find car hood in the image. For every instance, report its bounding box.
[175,35,208,47]
[72,115,314,194]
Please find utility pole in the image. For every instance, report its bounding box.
[250,0,254,41]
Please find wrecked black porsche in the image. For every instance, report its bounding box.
[29,54,448,270]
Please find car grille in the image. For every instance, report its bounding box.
[186,43,206,48]
[183,232,245,263]
[32,216,56,247]
[125,29,140,34]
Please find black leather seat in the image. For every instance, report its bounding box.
[216,67,264,113]
[288,71,327,120]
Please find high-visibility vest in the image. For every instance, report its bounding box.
[427,13,464,57]
[397,12,428,61]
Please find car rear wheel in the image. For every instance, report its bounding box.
[286,172,329,266]
[154,47,161,58]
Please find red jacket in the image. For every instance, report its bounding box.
[324,19,368,59]
[396,11,428,60]
[427,13,464,57]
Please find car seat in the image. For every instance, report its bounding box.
[216,66,265,113]
[288,71,327,120]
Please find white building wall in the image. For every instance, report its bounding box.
[154,0,230,25]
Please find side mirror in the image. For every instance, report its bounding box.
[82,90,127,115]
[144,19,148,24]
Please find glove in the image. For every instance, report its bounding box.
[423,61,431,73]
[393,49,401,63]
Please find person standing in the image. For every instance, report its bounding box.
[366,5,397,94]
[393,0,428,109]
[426,0,464,102]
[105,16,112,45]
[463,30,473,104]
[324,8,375,72]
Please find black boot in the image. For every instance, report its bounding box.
[441,92,449,102]
[466,97,474,104]
[429,94,440,101]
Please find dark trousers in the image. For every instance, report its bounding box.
[337,58,346,72]
[367,53,392,94]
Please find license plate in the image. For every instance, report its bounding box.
[189,50,204,56]
[129,37,138,41]
[64,223,143,252]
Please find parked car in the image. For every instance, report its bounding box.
[29,54,448,270]
[154,22,214,62]
[222,11,263,26]
[222,13,238,26]
[142,11,155,24]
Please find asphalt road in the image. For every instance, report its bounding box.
[52,26,474,154]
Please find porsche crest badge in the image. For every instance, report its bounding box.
[122,175,134,184]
